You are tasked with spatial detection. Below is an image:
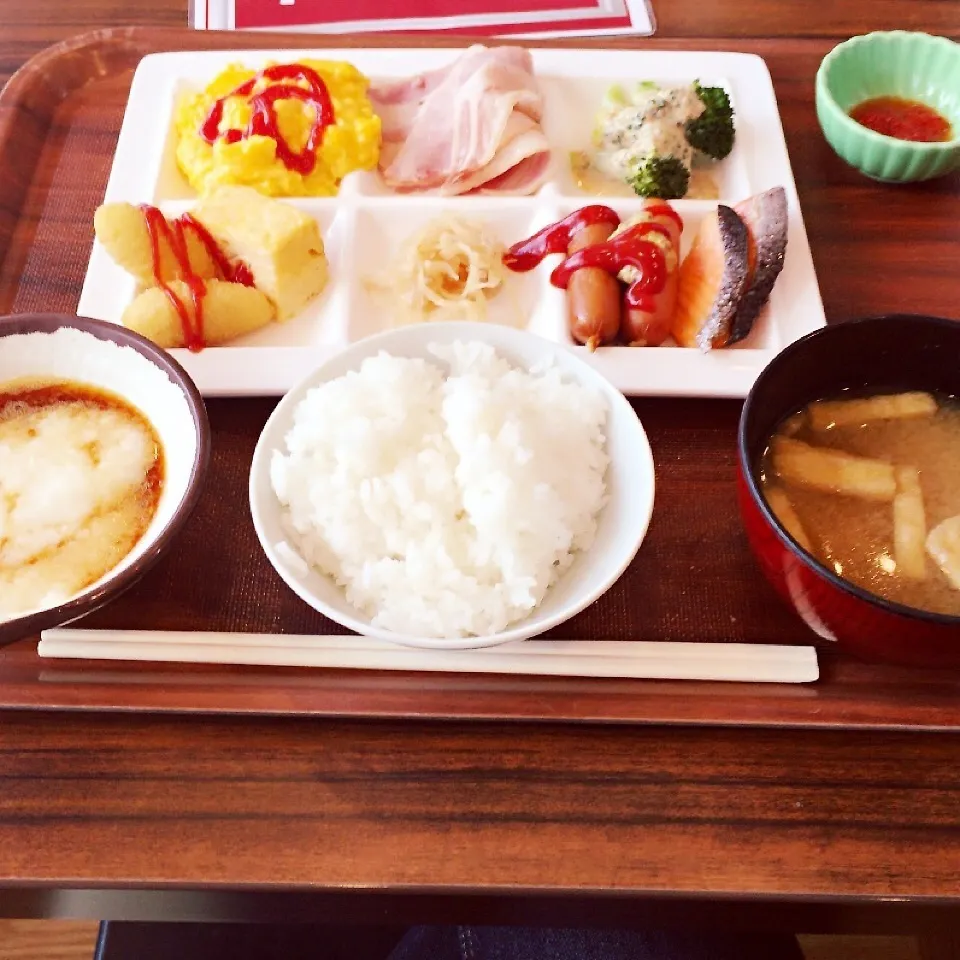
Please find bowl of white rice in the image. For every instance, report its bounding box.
[249,321,654,649]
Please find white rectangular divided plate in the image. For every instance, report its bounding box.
[78,47,826,398]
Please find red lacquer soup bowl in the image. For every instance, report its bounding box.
[738,314,960,667]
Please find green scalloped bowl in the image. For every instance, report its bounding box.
[816,31,960,183]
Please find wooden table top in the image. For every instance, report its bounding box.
[1,0,960,929]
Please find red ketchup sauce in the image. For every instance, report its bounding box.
[502,206,622,272]
[849,96,952,143]
[502,202,682,312]
[552,223,671,312]
[641,200,683,232]
[199,64,336,175]
[140,205,254,352]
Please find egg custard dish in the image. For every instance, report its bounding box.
[174,60,381,197]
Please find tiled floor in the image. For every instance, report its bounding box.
[0,921,928,960]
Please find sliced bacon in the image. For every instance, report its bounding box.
[472,148,553,196]
[369,45,551,196]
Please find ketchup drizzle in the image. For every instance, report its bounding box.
[503,201,683,314]
[139,205,254,352]
[551,222,672,313]
[199,64,336,175]
[640,199,683,233]
[502,206,621,272]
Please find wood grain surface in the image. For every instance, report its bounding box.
[1,1,960,926]
[1,713,960,910]
[0,920,97,960]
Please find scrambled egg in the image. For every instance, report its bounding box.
[174,60,381,197]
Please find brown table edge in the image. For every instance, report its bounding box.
[8,700,960,734]
[3,643,960,733]
[2,882,960,932]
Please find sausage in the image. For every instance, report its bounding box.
[621,205,682,347]
[566,222,622,352]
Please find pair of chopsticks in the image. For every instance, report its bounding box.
[37,630,819,683]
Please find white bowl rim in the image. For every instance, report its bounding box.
[249,321,655,650]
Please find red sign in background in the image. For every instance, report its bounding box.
[234,0,629,30]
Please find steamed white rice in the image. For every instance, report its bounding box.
[270,341,609,637]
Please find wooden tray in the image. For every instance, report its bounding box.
[1,27,959,729]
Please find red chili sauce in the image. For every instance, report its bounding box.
[140,206,254,352]
[199,64,336,174]
[502,202,683,311]
[849,96,952,143]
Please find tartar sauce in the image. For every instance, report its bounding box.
[591,83,705,182]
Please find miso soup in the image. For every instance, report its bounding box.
[759,390,960,617]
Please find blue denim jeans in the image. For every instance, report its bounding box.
[387,927,804,960]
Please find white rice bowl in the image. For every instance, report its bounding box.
[249,322,655,649]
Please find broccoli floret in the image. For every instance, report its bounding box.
[684,81,736,160]
[626,155,690,199]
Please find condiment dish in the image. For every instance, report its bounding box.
[249,321,655,650]
[0,314,210,646]
[816,31,960,182]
